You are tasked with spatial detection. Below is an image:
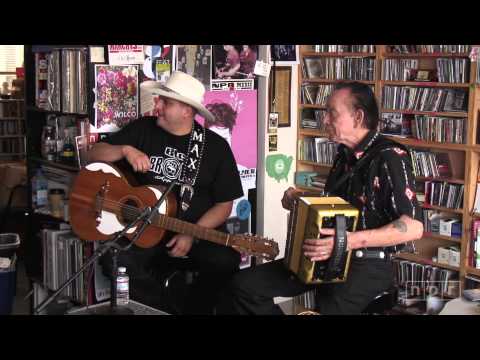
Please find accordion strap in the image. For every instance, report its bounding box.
[324,214,348,281]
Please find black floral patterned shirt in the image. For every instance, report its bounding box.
[325,130,422,250]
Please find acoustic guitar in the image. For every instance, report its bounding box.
[69,162,279,260]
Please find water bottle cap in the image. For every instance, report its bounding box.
[118,266,126,273]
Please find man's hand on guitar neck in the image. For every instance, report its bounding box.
[166,234,194,257]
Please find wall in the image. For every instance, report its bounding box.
[256,45,298,258]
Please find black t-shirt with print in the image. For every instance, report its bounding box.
[102,116,243,231]
[325,130,422,251]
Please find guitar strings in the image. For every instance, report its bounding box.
[93,196,273,255]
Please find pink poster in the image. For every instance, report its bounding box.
[197,90,257,170]
[197,89,257,269]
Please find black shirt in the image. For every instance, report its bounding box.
[102,116,244,230]
[325,130,422,247]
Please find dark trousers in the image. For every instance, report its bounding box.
[101,238,241,314]
[216,257,394,315]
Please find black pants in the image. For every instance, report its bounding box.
[216,257,394,315]
[101,238,241,314]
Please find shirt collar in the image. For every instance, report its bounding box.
[345,130,380,161]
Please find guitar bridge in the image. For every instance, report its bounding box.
[95,181,110,222]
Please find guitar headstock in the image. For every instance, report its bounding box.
[232,233,279,261]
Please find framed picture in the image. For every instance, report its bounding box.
[415,70,431,82]
[270,45,298,65]
[269,66,291,127]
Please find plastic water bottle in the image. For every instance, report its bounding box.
[31,168,48,208]
[116,267,129,306]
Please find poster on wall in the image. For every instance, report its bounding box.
[175,45,212,89]
[141,45,174,82]
[211,79,254,91]
[93,65,139,133]
[196,90,257,259]
[212,45,258,80]
[108,45,144,65]
[269,45,299,65]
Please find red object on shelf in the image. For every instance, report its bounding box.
[15,67,24,79]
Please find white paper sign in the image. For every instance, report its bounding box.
[108,45,144,65]
[253,60,271,77]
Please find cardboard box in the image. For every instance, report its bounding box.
[437,247,450,265]
[449,246,460,267]
[439,218,462,238]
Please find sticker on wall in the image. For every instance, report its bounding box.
[268,112,278,134]
[236,199,251,221]
[268,134,278,152]
[266,154,293,182]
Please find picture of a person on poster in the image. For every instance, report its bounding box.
[239,45,257,78]
[215,45,240,79]
[204,101,237,147]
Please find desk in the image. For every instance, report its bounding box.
[439,297,480,315]
[66,300,169,315]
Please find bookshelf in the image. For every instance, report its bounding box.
[0,98,25,160]
[296,45,480,296]
[23,45,102,312]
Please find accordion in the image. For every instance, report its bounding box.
[284,196,359,284]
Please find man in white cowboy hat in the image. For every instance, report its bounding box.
[88,71,244,314]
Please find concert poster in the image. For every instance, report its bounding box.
[93,65,139,133]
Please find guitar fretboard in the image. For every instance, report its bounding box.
[155,213,234,247]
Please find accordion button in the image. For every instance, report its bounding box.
[379,251,385,259]
[355,250,363,258]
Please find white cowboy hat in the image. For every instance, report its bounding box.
[149,71,215,122]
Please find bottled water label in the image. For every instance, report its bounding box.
[116,277,129,306]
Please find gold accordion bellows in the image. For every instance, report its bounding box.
[284,196,359,284]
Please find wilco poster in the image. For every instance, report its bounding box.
[93,65,139,133]
[196,90,257,264]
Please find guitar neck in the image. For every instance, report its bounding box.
[155,213,232,247]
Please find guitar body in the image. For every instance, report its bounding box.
[69,162,177,248]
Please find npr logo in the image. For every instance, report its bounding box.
[403,281,460,300]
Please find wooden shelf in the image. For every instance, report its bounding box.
[0,135,25,138]
[298,160,333,168]
[302,51,376,57]
[393,252,460,271]
[26,106,88,117]
[29,156,79,172]
[302,78,375,85]
[381,80,470,88]
[422,232,462,243]
[295,185,325,193]
[383,52,470,58]
[471,145,480,152]
[416,176,464,184]
[465,267,480,277]
[381,108,468,118]
[300,104,327,109]
[0,98,24,102]
[0,152,25,156]
[421,204,463,214]
[0,117,23,121]
[385,136,467,151]
[299,129,328,137]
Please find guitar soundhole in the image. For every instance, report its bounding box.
[120,198,141,224]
